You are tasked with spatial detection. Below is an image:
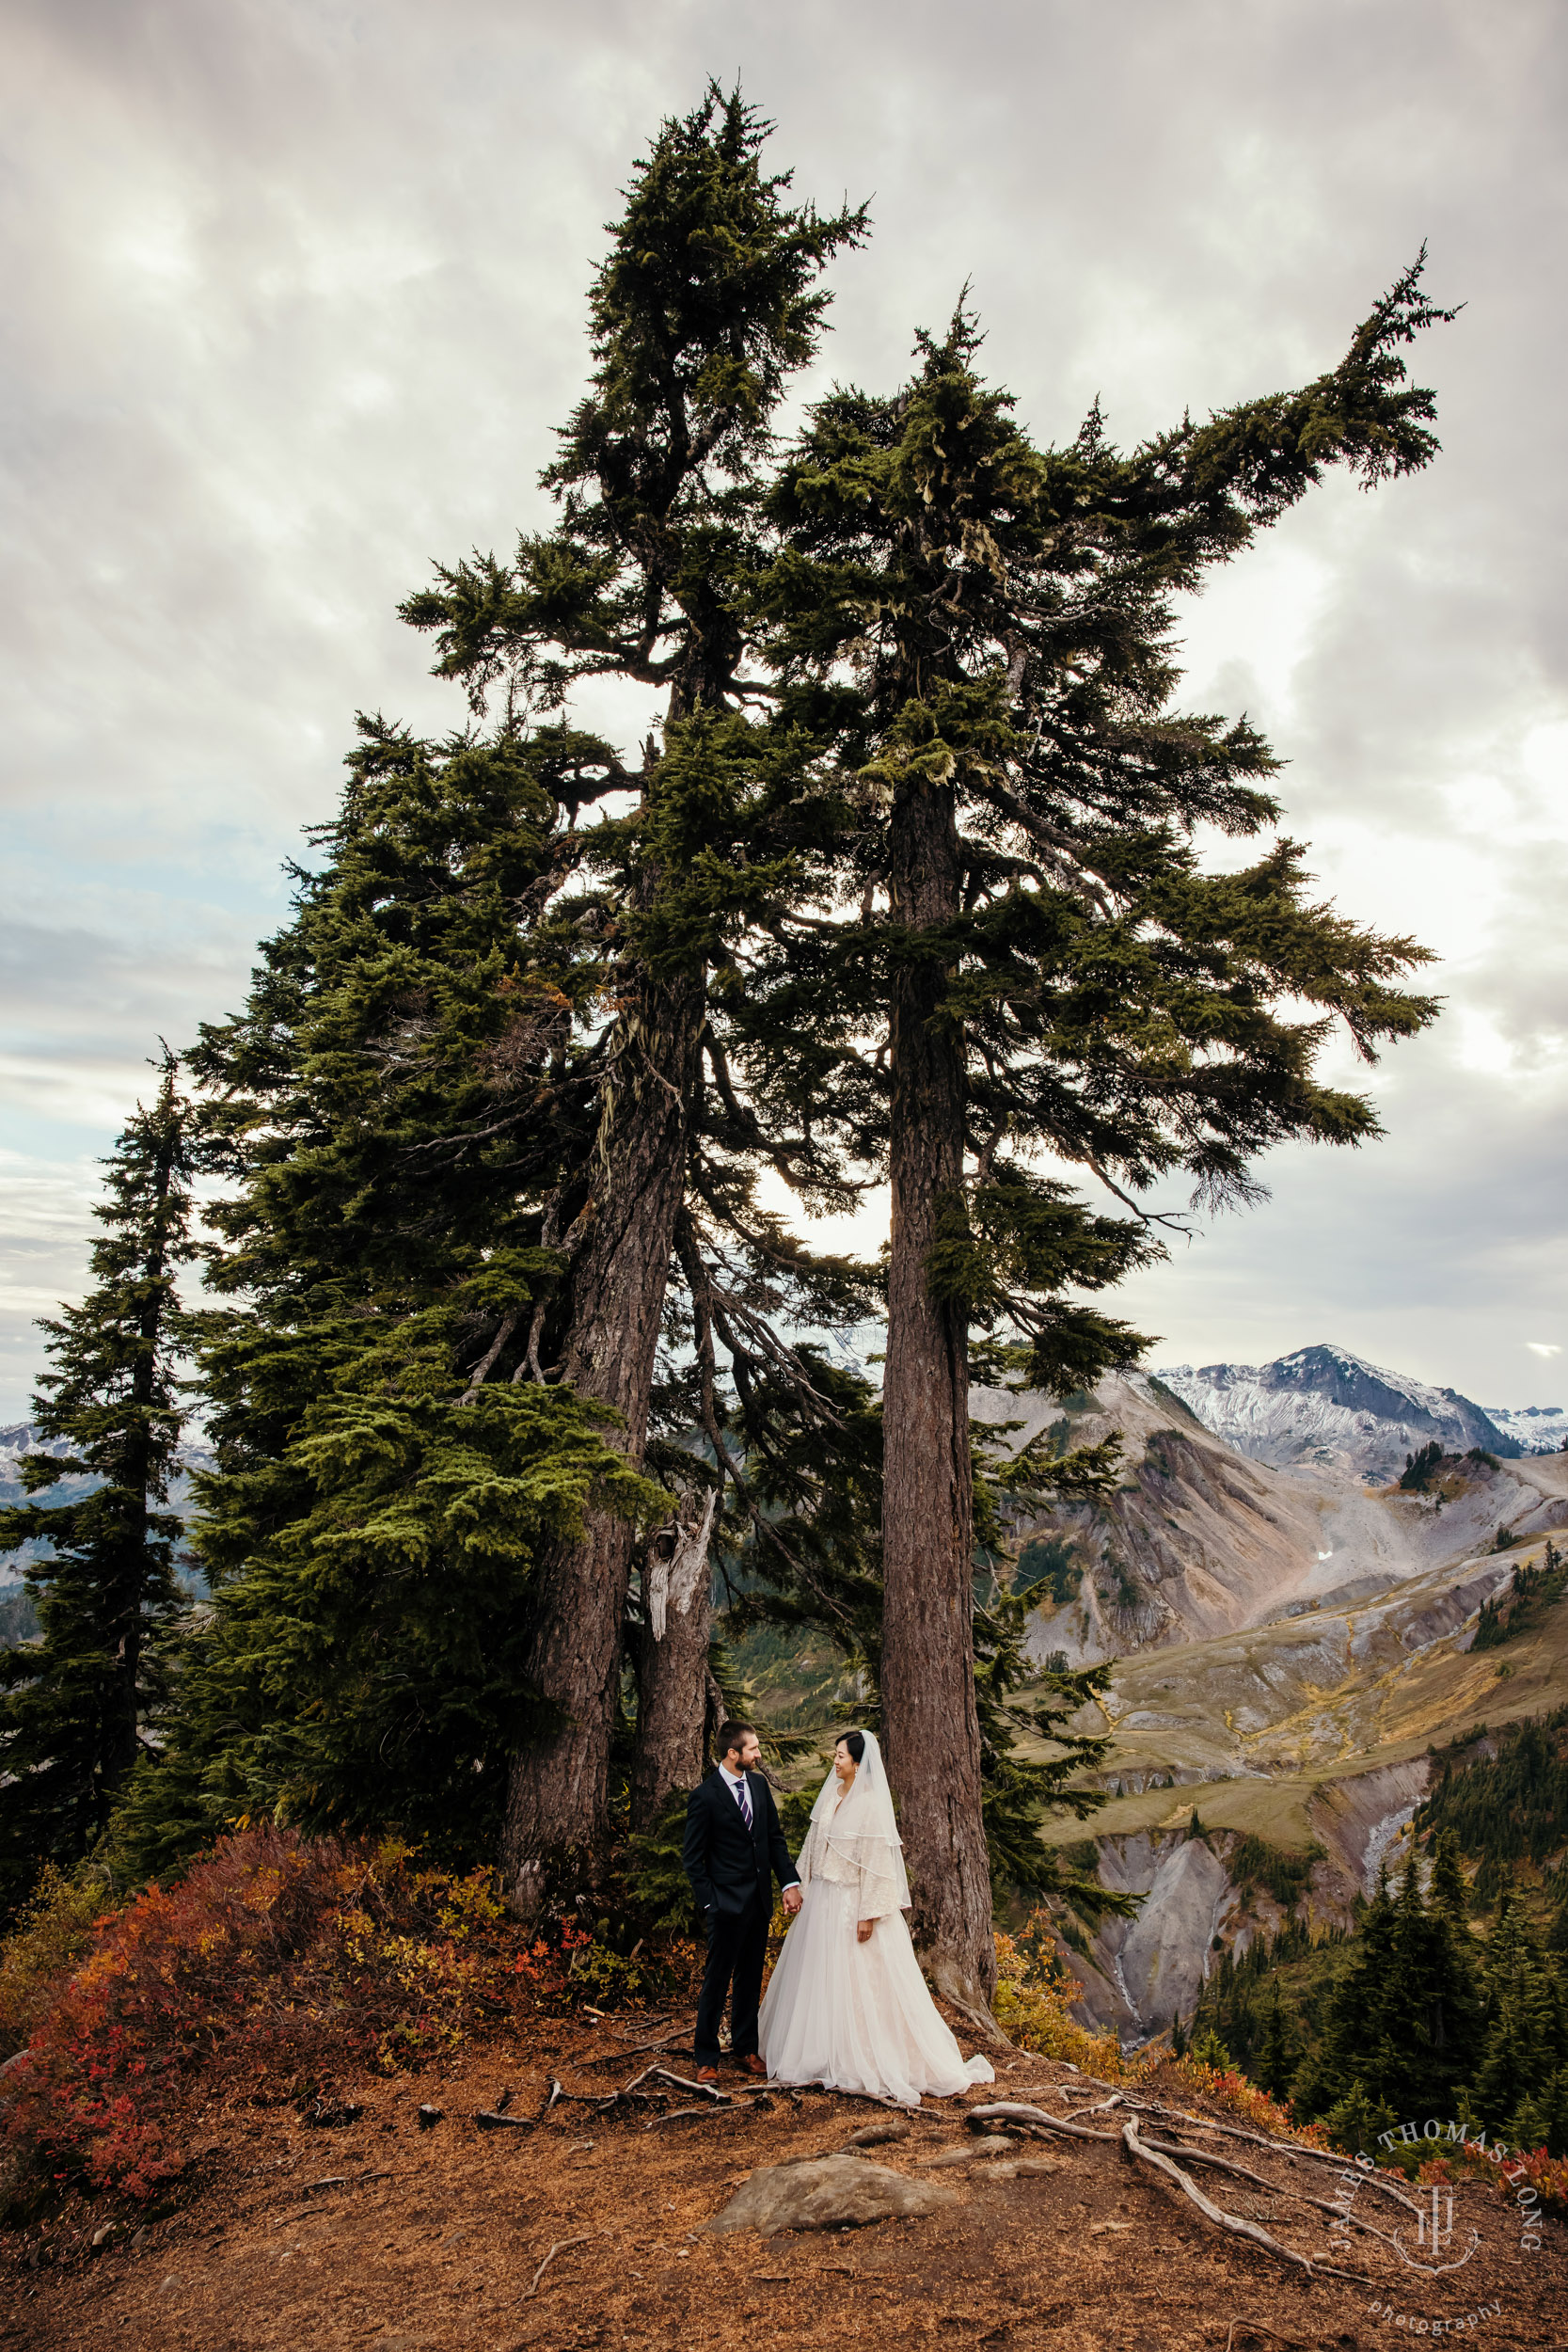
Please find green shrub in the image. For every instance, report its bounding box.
[0,1867,112,2058]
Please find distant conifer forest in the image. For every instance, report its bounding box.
[1178,1709,1568,2159]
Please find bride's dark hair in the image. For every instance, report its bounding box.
[835,1729,865,1764]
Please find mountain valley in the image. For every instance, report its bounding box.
[983,1353,1568,2041]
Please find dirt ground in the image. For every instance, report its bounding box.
[4,2015,1563,2352]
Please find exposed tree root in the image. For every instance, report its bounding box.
[649,2065,729,2102]
[1225,2323,1306,2352]
[967,2099,1119,2143]
[1136,2134,1404,2250]
[1139,2102,1422,2218]
[1121,2117,1313,2273]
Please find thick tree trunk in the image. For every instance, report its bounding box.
[499,964,705,1917]
[629,1486,717,1830]
[879,771,996,2014]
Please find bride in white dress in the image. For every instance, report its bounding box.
[758,1729,995,2106]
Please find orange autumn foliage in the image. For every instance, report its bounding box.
[0,1829,582,2202]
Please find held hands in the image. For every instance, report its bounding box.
[782,1885,803,1916]
[856,1918,875,1944]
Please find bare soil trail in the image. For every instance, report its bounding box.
[5,2014,1560,2352]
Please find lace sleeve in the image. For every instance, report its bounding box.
[816,1826,910,1919]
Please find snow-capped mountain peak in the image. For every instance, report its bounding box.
[1152,1344,1524,1478]
[1483,1402,1568,1454]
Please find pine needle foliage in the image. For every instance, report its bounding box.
[1416,1706,1568,1876]
[1287,1852,1485,2129]
[116,725,669,1877]
[403,82,868,717]
[0,1057,196,1914]
[759,266,1455,1379]
[1470,1544,1568,1653]
[1465,1889,1568,2149]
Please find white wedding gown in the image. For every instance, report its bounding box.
[757,1735,994,2106]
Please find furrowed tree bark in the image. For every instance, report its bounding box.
[499,961,705,1916]
[629,1485,717,1830]
[879,766,996,2012]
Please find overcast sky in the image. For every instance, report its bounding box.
[3,0,1565,1422]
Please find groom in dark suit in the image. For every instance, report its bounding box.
[683,1720,801,2079]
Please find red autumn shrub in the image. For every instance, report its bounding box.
[0,1828,563,2203]
[1418,2138,1567,2218]
[1510,2142,1568,2217]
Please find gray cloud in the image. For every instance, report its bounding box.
[2,0,1565,1416]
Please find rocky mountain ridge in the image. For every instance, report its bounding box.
[1153,1342,1526,1477]
[1045,1506,1568,2041]
[978,1363,1568,1673]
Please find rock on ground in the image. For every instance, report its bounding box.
[701,2154,958,2236]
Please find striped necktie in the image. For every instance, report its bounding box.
[736,1775,753,1831]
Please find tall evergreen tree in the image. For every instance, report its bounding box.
[115,722,669,1877]
[1467,1890,1561,2140]
[1255,1980,1296,2103]
[759,269,1452,2002]
[1430,1825,1471,1927]
[402,87,867,1909]
[0,1054,195,1912]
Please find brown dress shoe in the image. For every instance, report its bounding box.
[695,2065,721,2084]
[738,2052,768,2077]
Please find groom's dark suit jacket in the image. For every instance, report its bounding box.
[682,1768,798,1918]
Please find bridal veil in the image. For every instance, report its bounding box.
[795,1730,910,1920]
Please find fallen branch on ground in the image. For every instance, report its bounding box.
[524,2235,594,2297]
[1121,2117,1311,2274]
[272,2170,394,2222]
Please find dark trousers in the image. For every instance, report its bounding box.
[694,1891,769,2063]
